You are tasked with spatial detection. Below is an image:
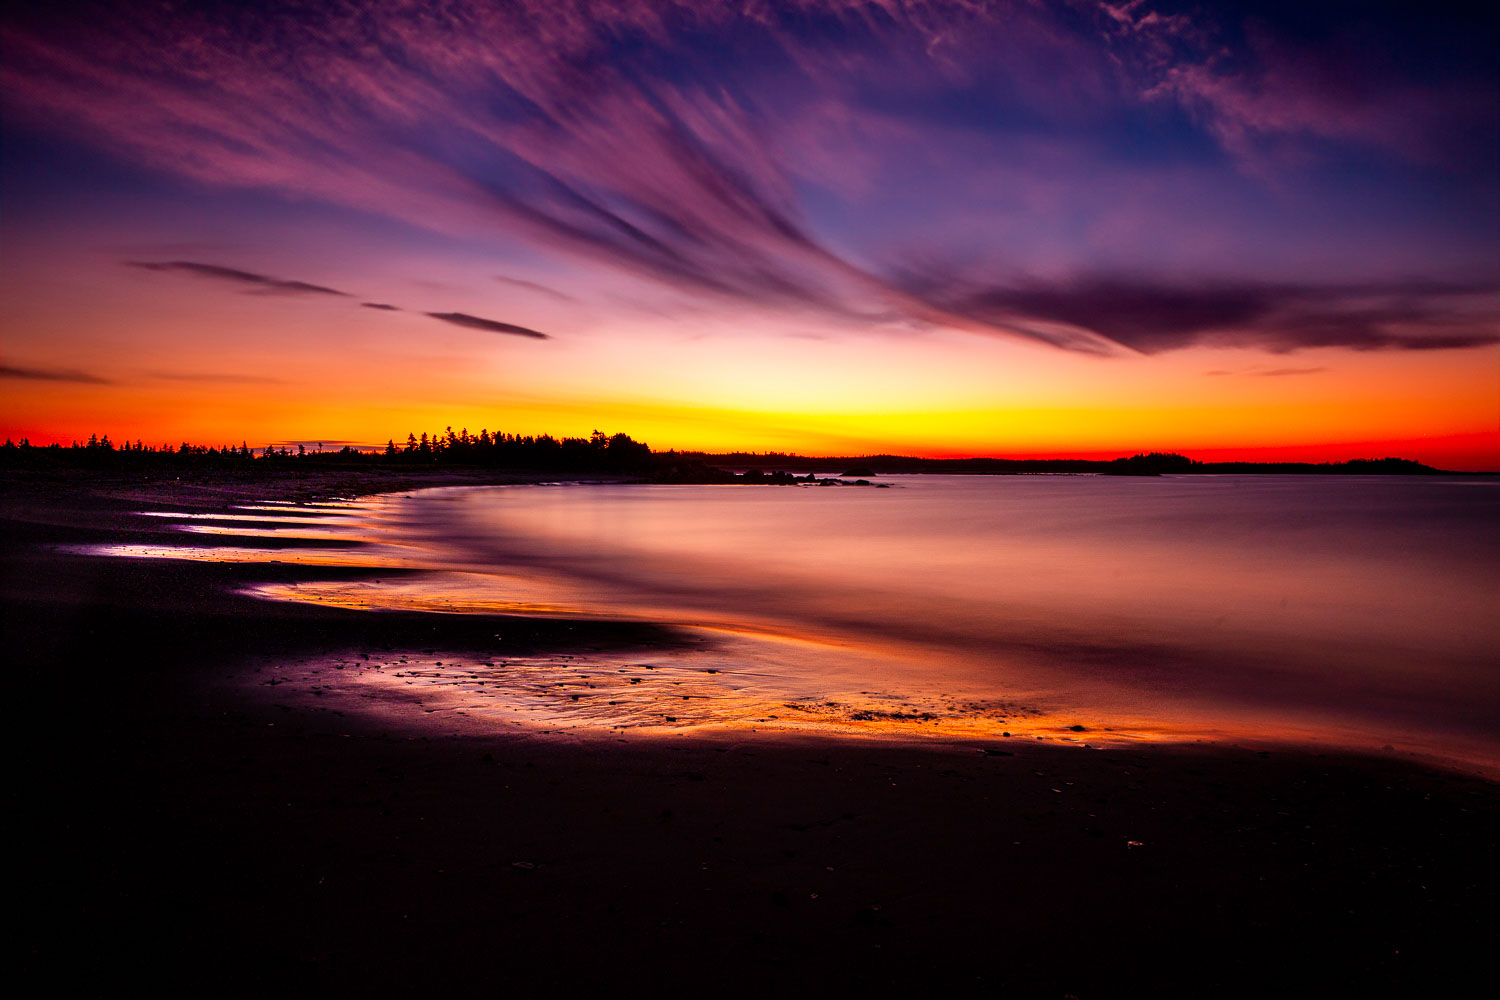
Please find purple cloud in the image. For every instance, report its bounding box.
[129,261,347,296]
[1122,10,1495,175]
[494,275,575,303]
[425,312,549,340]
[4,3,1494,355]
[935,276,1500,354]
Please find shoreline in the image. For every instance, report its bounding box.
[7,467,1497,991]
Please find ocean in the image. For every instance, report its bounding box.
[114,474,1500,766]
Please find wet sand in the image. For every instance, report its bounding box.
[6,466,1496,994]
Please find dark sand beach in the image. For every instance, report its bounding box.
[6,467,1496,995]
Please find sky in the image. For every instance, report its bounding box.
[1,0,1497,467]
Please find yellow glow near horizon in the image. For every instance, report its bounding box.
[2,276,1497,467]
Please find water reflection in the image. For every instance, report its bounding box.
[88,478,1500,766]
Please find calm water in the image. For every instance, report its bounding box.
[112,475,1500,764]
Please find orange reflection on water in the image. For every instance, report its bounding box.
[86,481,1500,773]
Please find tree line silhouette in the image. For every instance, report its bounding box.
[0,433,1454,476]
[0,427,653,473]
[378,427,650,471]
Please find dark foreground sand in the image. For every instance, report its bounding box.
[5,466,1496,996]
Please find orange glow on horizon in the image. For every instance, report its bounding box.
[5,394,1497,470]
[5,378,1496,470]
[3,274,1496,470]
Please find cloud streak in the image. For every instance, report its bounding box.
[1206,366,1329,377]
[148,371,285,384]
[1,364,112,384]
[935,276,1500,354]
[126,260,552,340]
[494,275,574,303]
[425,312,549,340]
[129,261,347,296]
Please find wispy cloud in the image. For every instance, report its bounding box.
[148,371,284,384]
[129,261,347,296]
[128,262,551,340]
[1205,366,1329,377]
[425,312,549,340]
[494,276,574,303]
[3,3,1493,355]
[0,364,112,384]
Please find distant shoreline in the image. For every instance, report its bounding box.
[2,440,1489,486]
[672,450,1487,476]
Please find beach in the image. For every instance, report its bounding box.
[6,466,1496,994]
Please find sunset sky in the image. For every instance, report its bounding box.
[2,1,1496,468]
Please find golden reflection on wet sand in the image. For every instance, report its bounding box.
[242,627,1452,764]
[248,575,611,617]
[246,638,1209,749]
[176,524,362,540]
[137,511,356,523]
[72,543,402,567]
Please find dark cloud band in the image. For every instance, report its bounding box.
[130,261,347,296]
[425,312,550,339]
[1,364,112,384]
[936,277,1500,354]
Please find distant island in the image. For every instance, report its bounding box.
[0,431,1466,480]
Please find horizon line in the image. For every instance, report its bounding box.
[3,433,1492,474]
